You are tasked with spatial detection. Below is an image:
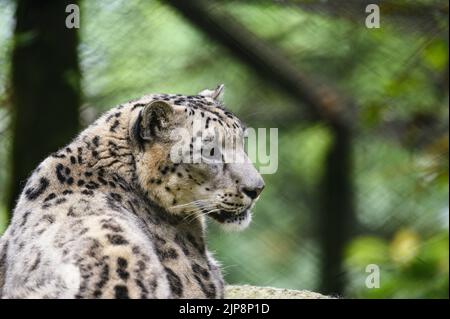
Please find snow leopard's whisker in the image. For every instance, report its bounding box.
[182,205,215,217]
[184,204,216,213]
[183,204,222,223]
[170,199,215,210]
[183,210,205,223]
[187,209,222,223]
[182,205,218,222]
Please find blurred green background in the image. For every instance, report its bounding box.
[0,0,448,298]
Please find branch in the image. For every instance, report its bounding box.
[164,0,355,128]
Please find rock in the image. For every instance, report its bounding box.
[225,285,333,299]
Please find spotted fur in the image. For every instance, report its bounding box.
[0,85,264,299]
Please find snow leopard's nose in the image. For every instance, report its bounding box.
[228,157,265,201]
[241,184,265,200]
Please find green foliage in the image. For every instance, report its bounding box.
[345,231,449,298]
[0,204,7,235]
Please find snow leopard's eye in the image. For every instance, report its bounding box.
[201,142,223,164]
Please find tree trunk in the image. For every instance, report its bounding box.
[319,124,355,295]
[7,0,81,214]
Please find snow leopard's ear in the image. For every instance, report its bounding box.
[198,84,225,102]
[131,100,174,145]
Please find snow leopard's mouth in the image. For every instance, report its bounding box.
[209,209,250,224]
